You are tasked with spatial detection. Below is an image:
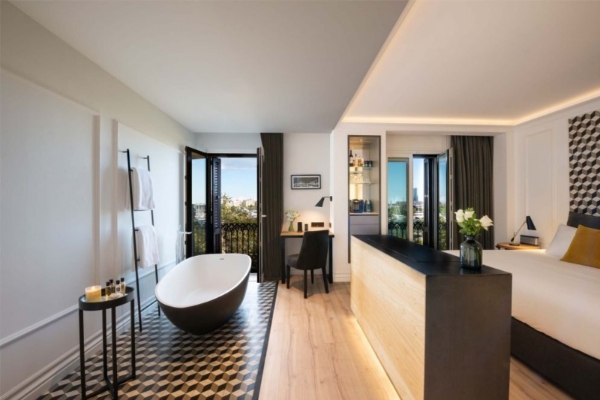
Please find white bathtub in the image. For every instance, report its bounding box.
[155,253,251,335]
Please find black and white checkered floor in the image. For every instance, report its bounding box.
[39,280,277,400]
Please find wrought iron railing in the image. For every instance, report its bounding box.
[388,219,448,249]
[388,221,408,239]
[192,219,207,256]
[221,222,258,272]
[191,220,259,272]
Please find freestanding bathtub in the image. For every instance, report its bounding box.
[155,253,251,335]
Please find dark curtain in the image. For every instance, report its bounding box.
[451,136,495,249]
[260,133,284,281]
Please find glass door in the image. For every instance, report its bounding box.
[185,147,222,257]
[186,147,209,257]
[413,153,448,250]
[436,151,449,250]
[387,158,409,239]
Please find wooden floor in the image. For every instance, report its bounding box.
[259,277,572,400]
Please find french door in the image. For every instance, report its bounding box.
[414,150,449,250]
[185,147,221,258]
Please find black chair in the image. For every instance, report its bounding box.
[286,230,330,299]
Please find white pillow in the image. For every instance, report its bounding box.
[545,224,577,258]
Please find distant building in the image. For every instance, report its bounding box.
[413,188,418,203]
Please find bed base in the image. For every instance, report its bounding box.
[511,318,600,400]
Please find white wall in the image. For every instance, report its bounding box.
[283,134,331,272]
[493,132,513,243]
[0,3,194,399]
[509,97,600,247]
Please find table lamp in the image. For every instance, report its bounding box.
[510,216,536,245]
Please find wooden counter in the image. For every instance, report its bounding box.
[351,235,512,400]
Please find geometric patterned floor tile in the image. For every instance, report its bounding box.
[38,281,277,400]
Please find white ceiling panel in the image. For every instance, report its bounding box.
[13,0,408,133]
[344,0,600,125]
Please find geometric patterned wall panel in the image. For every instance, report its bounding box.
[569,110,600,216]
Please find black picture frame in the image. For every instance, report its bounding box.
[291,174,321,190]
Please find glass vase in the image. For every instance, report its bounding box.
[288,221,295,232]
[460,235,483,269]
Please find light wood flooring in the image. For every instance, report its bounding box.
[259,277,572,400]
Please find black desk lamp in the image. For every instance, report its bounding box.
[510,216,536,244]
[315,196,333,207]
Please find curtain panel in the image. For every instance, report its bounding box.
[451,136,495,249]
[260,133,284,281]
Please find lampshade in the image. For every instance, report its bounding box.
[526,216,536,230]
[315,196,332,207]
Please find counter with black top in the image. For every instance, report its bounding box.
[350,235,511,400]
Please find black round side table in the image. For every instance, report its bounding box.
[78,287,136,399]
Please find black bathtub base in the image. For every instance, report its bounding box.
[159,273,250,335]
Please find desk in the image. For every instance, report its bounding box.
[281,230,334,284]
[496,242,541,250]
[78,287,136,399]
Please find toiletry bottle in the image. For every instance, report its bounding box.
[101,288,106,300]
[115,280,121,294]
[121,278,126,293]
[106,281,111,295]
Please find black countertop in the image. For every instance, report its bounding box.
[353,235,509,276]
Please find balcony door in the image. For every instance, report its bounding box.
[413,152,449,250]
[185,147,260,273]
[185,147,221,257]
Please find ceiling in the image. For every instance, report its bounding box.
[343,0,600,126]
[12,0,408,134]
[12,1,600,133]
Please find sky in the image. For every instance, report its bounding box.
[388,158,446,204]
[192,157,257,204]
[388,160,408,203]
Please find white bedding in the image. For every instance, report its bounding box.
[446,249,600,360]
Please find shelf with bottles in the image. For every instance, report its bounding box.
[348,149,375,169]
[349,173,372,185]
[349,166,372,175]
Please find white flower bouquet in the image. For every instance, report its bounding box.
[285,210,301,232]
[285,210,300,222]
[455,208,493,237]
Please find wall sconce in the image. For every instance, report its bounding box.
[510,216,536,244]
[315,196,333,207]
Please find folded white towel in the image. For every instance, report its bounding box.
[136,225,160,268]
[132,167,155,211]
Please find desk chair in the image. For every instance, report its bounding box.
[286,230,330,298]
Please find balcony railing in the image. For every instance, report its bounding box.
[388,219,447,250]
[191,220,259,272]
[222,222,258,272]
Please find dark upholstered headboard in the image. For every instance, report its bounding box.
[566,212,600,230]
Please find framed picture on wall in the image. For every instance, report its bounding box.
[291,174,321,190]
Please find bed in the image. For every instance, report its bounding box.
[447,212,600,400]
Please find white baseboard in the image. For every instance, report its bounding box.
[334,273,351,282]
[2,296,157,400]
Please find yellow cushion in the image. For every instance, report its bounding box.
[561,225,600,269]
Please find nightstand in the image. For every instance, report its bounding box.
[496,242,541,250]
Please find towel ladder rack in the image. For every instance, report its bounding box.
[121,149,160,332]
